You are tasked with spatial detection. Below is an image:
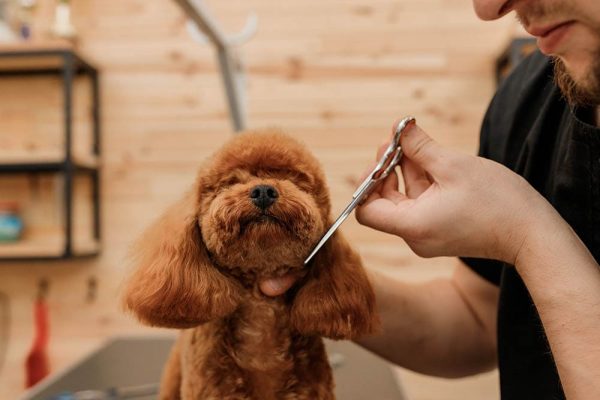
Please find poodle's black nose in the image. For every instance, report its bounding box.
[250,185,279,210]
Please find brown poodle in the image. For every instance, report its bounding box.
[122,131,378,399]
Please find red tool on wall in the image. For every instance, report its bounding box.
[25,279,50,388]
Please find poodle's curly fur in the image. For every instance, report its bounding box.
[122,131,378,399]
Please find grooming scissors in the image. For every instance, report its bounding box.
[304,116,416,265]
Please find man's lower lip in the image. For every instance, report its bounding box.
[537,22,574,54]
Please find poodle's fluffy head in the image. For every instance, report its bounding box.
[122,130,378,335]
[196,131,329,279]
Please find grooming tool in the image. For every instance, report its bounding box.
[304,116,416,265]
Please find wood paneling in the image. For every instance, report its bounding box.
[0,0,517,398]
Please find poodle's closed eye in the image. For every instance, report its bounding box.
[122,131,378,400]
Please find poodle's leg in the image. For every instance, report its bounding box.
[159,339,183,400]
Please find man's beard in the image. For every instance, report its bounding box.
[514,1,600,107]
[552,52,600,107]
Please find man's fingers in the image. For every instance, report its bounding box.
[260,274,299,297]
[400,157,431,198]
[380,169,407,203]
[381,168,398,193]
[400,123,445,174]
[358,167,405,207]
[356,197,412,236]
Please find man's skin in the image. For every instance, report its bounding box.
[261,1,600,399]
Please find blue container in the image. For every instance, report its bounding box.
[0,202,23,242]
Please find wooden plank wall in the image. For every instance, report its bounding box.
[0,0,518,398]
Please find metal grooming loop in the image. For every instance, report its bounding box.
[173,0,257,132]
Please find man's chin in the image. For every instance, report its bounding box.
[553,56,600,107]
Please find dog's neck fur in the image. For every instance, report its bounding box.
[207,250,306,289]
[226,289,294,372]
[208,289,326,399]
[194,255,330,398]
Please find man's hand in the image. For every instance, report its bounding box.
[355,122,558,265]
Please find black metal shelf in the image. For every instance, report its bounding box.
[0,241,100,262]
[0,160,98,174]
[0,46,102,261]
[0,48,96,76]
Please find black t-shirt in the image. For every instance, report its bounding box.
[461,51,600,399]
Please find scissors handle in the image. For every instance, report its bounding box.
[304,116,416,265]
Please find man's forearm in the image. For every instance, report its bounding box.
[356,265,498,378]
[515,217,600,400]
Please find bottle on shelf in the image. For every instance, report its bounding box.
[0,201,24,242]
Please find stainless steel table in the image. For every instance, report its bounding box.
[21,335,406,400]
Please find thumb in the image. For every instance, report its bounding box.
[400,123,445,174]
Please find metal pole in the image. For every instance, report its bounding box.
[172,0,247,132]
[91,69,101,242]
[62,51,74,257]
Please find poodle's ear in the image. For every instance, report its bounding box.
[291,230,378,339]
[122,192,243,329]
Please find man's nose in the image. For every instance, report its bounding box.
[472,0,515,21]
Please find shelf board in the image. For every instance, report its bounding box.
[0,41,96,76]
[0,150,99,173]
[0,237,100,260]
[0,239,63,258]
[72,239,100,256]
[0,40,74,53]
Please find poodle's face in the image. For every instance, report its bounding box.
[196,132,330,278]
[123,130,377,333]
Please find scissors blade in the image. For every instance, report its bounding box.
[303,163,387,265]
[304,195,363,265]
[303,116,416,266]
